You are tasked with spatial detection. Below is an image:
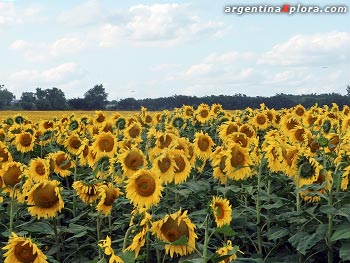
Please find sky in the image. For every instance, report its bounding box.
[0,0,349,101]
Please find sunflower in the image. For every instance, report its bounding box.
[341,166,350,190]
[50,151,75,177]
[78,143,90,166]
[15,132,35,153]
[218,121,240,141]
[182,105,194,119]
[210,103,223,116]
[193,131,214,161]
[0,161,24,196]
[301,169,332,202]
[296,155,322,187]
[151,209,197,258]
[63,133,83,155]
[27,180,64,219]
[3,232,48,263]
[151,150,176,184]
[239,124,256,139]
[99,236,124,263]
[94,110,106,126]
[289,126,307,145]
[280,144,300,177]
[172,150,192,184]
[92,132,118,159]
[280,113,301,134]
[263,142,283,173]
[72,181,101,204]
[124,122,142,140]
[195,103,211,124]
[170,114,185,129]
[211,147,229,184]
[293,104,306,118]
[118,147,145,177]
[251,112,269,130]
[0,142,13,169]
[216,240,242,263]
[126,169,163,209]
[211,196,232,227]
[0,128,6,142]
[28,158,50,182]
[96,183,122,215]
[224,142,252,181]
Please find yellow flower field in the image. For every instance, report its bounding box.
[0,103,349,263]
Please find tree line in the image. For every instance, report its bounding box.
[1,84,350,111]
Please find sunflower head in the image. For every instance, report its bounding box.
[15,132,35,153]
[211,196,232,227]
[3,232,48,263]
[96,183,122,215]
[119,148,145,177]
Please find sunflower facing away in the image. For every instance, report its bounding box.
[211,196,232,227]
[216,240,243,263]
[27,180,64,219]
[72,180,101,204]
[151,209,197,258]
[2,232,48,263]
[126,169,163,209]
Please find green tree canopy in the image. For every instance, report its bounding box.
[84,84,108,109]
[34,87,67,110]
[0,85,15,109]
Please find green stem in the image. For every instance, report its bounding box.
[202,215,209,263]
[122,225,137,251]
[52,217,60,261]
[296,164,303,263]
[97,215,102,259]
[267,174,272,232]
[256,161,263,257]
[146,230,150,263]
[9,183,20,233]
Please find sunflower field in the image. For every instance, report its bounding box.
[0,103,350,263]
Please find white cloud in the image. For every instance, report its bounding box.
[259,31,350,66]
[9,35,88,61]
[7,63,89,98]
[59,3,227,47]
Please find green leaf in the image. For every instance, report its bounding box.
[216,225,236,236]
[331,223,350,242]
[171,235,189,245]
[26,222,55,235]
[65,230,88,242]
[339,242,350,261]
[119,251,135,263]
[267,227,289,241]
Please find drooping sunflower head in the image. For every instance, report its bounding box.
[15,132,35,153]
[289,126,307,144]
[73,180,101,204]
[216,240,242,263]
[218,121,240,140]
[172,150,191,184]
[50,151,75,177]
[94,110,106,125]
[3,232,48,263]
[126,169,163,209]
[0,161,24,191]
[151,209,197,258]
[151,150,176,184]
[301,169,332,202]
[96,183,122,216]
[0,143,13,169]
[211,196,232,227]
[296,155,321,186]
[193,131,214,161]
[27,180,64,219]
[280,113,301,134]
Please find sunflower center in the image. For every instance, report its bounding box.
[128,126,140,138]
[200,110,209,118]
[240,125,254,138]
[159,135,172,148]
[226,124,238,135]
[135,174,156,197]
[3,165,21,187]
[125,151,144,170]
[174,155,186,173]
[99,137,114,152]
[230,148,245,167]
[33,184,59,208]
[161,217,189,243]
[20,134,32,147]
[56,154,71,169]
[14,241,37,263]
[145,115,152,123]
[96,114,105,123]
[70,138,81,149]
[286,119,299,130]
[198,137,210,151]
[158,157,171,173]
[294,129,305,142]
[219,156,227,174]
[257,115,266,125]
[104,187,117,206]
[0,148,9,162]
[35,163,46,176]
[214,204,225,219]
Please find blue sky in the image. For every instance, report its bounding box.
[0,0,349,100]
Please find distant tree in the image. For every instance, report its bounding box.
[84,84,108,109]
[20,92,36,110]
[0,85,15,109]
[347,85,350,96]
[68,98,88,110]
[117,97,140,110]
[35,87,67,110]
